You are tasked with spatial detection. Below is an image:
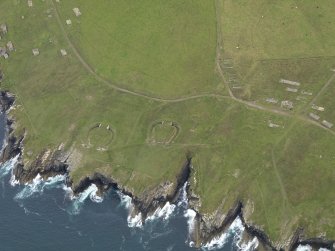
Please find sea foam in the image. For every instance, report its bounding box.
[0,155,19,180]
[202,217,245,250]
[15,174,66,200]
[238,236,259,251]
[117,192,143,228]
[146,202,176,222]
[184,208,197,233]
[68,184,103,215]
[177,182,188,208]
[296,245,312,251]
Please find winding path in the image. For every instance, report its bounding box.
[51,0,335,137]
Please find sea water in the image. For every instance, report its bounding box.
[0,113,258,251]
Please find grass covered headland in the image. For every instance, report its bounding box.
[0,0,334,248]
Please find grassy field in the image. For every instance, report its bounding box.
[56,0,220,98]
[0,0,335,246]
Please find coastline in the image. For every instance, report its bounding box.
[0,91,334,251]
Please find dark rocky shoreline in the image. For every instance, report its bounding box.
[0,90,333,251]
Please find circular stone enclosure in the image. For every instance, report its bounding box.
[149,121,180,144]
[87,123,115,149]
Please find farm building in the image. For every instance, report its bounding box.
[0,24,7,34]
[28,0,33,7]
[321,120,333,129]
[279,79,300,87]
[0,47,8,59]
[66,19,72,25]
[268,121,280,128]
[301,90,313,96]
[73,8,82,17]
[286,87,298,93]
[60,49,67,56]
[32,48,39,56]
[265,98,278,104]
[6,41,14,51]
[309,113,320,121]
[281,100,293,110]
[311,104,325,112]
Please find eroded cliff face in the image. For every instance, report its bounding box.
[0,91,334,251]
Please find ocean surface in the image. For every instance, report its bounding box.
[0,113,256,251]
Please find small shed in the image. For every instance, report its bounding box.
[301,90,312,96]
[60,49,67,56]
[73,8,82,17]
[66,19,72,25]
[265,97,278,104]
[279,79,301,87]
[311,104,325,112]
[281,100,293,110]
[6,41,14,51]
[0,47,6,55]
[32,48,39,56]
[309,113,320,121]
[286,87,298,93]
[321,120,333,129]
[268,121,280,128]
[0,47,8,59]
[0,24,7,34]
[28,0,33,7]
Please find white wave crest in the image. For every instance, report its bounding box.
[184,208,197,232]
[238,236,259,251]
[0,155,19,180]
[69,184,103,215]
[118,192,132,209]
[146,202,176,222]
[202,217,245,250]
[177,182,188,208]
[15,174,66,200]
[117,192,143,228]
[297,245,312,251]
[128,212,143,228]
[319,248,331,251]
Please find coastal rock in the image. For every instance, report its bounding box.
[0,91,334,251]
[0,91,14,113]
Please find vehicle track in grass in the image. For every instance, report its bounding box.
[52,0,335,138]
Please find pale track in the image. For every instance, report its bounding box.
[52,0,335,138]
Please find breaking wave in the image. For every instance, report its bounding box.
[0,155,19,180]
[128,212,143,228]
[146,202,176,222]
[296,245,312,251]
[202,217,248,251]
[68,184,103,215]
[177,182,188,208]
[15,174,66,200]
[118,192,143,228]
[237,237,259,251]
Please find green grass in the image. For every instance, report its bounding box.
[1,0,335,246]
[56,0,221,98]
[150,122,177,143]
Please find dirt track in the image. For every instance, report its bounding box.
[52,0,335,138]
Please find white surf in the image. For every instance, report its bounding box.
[69,183,103,215]
[15,174,66,200]
[202,217,245,250]
[0,155,19,180]
[296,245,312,251]
[146,202,176,222]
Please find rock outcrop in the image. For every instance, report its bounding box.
[0,90,334,251]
